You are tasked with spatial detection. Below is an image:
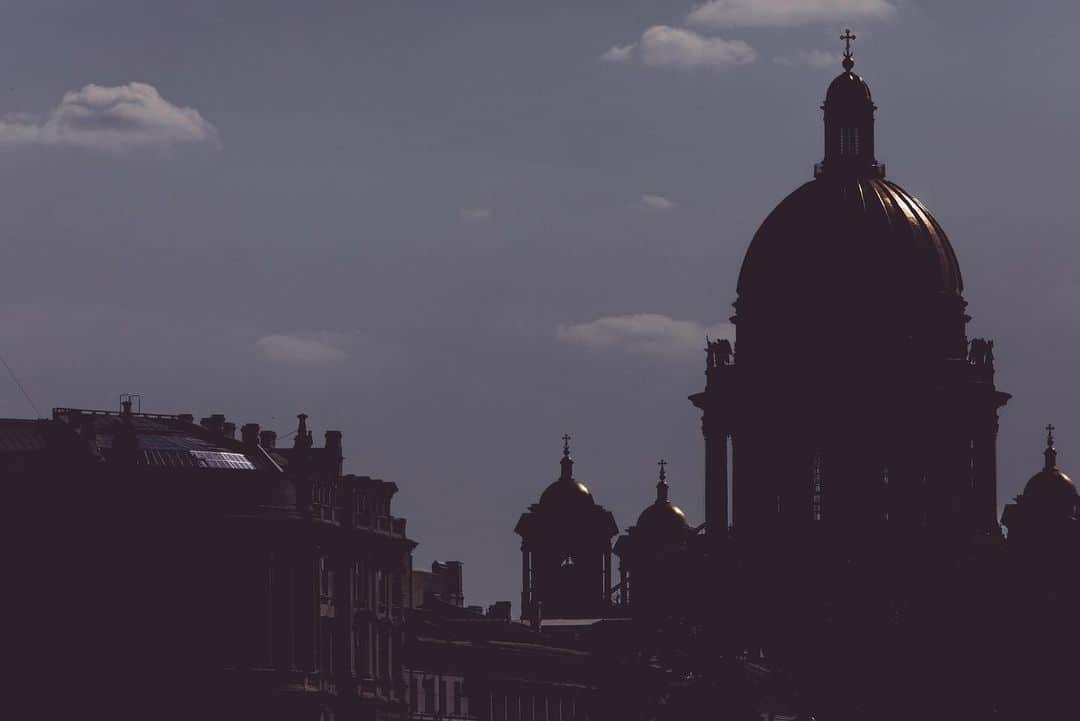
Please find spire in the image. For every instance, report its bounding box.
[841,28,856,72]
[559,433,573,481]
[1044,424,1058,471]
[656,459,669,503]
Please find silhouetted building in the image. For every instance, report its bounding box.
[404,565,600,721]
[508,34,1080,720]
[412,561,465,609]
[612,461,697,615]
[514,437,618,621]
[5,405,414,721]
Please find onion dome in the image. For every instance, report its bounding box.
[538,434,594,510]
[634,460,689,539]
[1022,426,1077,510]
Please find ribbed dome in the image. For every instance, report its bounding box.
[736,176,962,303]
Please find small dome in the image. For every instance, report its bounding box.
[539,478,594,509]
[1021,427,1077,513]
[537,435,595,510]
[1023,467,1076,501]
[825,71,873,108]
[633,461,689,540]
[636,500,688,537]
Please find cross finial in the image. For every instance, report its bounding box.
[658,458,667,481]
[1044,424,1058,471]
[841,29,856,58]
[562,433,572,457]
[841,28,856,71]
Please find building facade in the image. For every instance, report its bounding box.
[4,404,415,721]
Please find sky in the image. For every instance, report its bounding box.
[2,0,1079,610]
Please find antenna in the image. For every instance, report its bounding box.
[0,351,41,417]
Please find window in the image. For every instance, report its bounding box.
[454,681,463,715]
[321,626,333,674]
[411,674,419,712]
[439,680,447,716]
[355,626,370,676]
[522,694,533,721]
[839,127,861,157]
[320,557,332,598]
[424,678,436,714]
[811,452,823,522]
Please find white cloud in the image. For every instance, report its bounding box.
[256,333,349,363]
[774,49,838,68]
[641,26,756,69]
[556,314,734,357]
[601,26,756,70]
[641,194,677,210]
[688,0,895,29]
[600,44,636,64]
[0,82,220,152]
[460,207,493,222]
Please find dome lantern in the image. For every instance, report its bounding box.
[818,29,884,180]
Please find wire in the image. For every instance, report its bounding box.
[0,351,41,417]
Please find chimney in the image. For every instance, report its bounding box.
[201,414,226,435]
[259,430,277,449]
[487,601,512,621]
[241,423,260,448]
[177,413,194,425]
[325,430,342,452]
[446,561,464,607]
[222,421,237,440]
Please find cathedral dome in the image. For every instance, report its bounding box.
[736,41,961,308]
[736,176,962,303]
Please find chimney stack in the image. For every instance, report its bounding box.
[325,430,342,452]
[222,421,236,440]
[259,430,277,449]
[201,414,226,435]
[177,413,194,425]
[241,423,260,448]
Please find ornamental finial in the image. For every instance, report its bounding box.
[656,459,669,503]
[560,433,574,480]
[841,28,856,72]
[1044,424,1058,471]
